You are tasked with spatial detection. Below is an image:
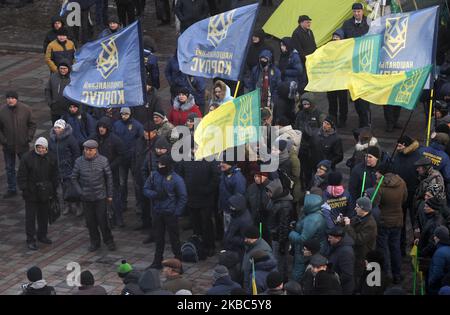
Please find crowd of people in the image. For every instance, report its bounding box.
[2,0,450,295]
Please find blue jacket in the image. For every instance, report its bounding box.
[279,37,304,85]
[48,124,80,180]
[422,142,450,182]
[247,257,278,294]
[218,166,247,212]
[62,111,97,146]
[428,242,450,294]
[113,118,144,160]
[143,170,188,216]
[289,194,327,281]
[247,50,281,103]
[206,276,241,295]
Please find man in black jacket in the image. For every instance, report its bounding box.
[175,0,209,33]
[342,2,371,127]
[313,116,344,170]
[21,266,56,295]
[177,144,220,256]
[18,137,58,251]
[45,62,71,124]
[72,139,116,252]
[291,15,317,64]
[94,117,126,227]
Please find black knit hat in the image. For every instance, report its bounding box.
[324,116,336,129]
[397,135,414,147]
[327,226,345,237]
[266,271,283,289]
[5,90,18,99]
[327,171,343,186]
[155,137,170,150]
[153,108,166,119]
[56,27,68,36]
[80,270,95,286]
[27,266,42,282]
[244,226,259,239]
[303,238,321,255]
[425,197,442,211]
[366,146,381,159]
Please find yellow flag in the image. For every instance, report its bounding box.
[263,0,360,47]
[410,244,419,273]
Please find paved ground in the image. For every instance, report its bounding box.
[0,1,427,295]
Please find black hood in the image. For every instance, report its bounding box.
[97,117,112,136]
[51,16,64,29]
[280,37,294,54]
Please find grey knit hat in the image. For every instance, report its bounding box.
[213,265,229,281]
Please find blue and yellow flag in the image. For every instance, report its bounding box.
[194,89,260,160]
[63,21,146,108]
[177,3,258,81]
[367,6,439,88]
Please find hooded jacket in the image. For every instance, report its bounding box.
[348,161,379,206]
[247,256,278,294]
[314,127,343,168]
[21,280,56,295]
[246,30,274,71]
[219,166,247,212]
[222,194,253,255]
[43,16,69,53]
[246,179,272,226]
[121,270,144,295]
[0,102,37,154]
[289,194,327,281]
[273,82,296,124]
[241,238,273,291]
[138,269,173,295]
[45,64,71,116]
[169,94,203,126]
[295,100,325,145]
[279,37,304,84]
[210,80,234,106]
[428,241,450,294]
[265,179,293,245]
[327,234,355,295]
[143,169,188,216]
[375,173,408,228]
[94,117,126,171]
[247,49,281,102]
[49,124,80,179]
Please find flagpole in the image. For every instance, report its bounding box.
[234,81,241,98]
[426,89,434,146]
[360,171,367,198]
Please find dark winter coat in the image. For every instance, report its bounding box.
[247,50,282,104]
[93,117,125,172]
[416,206,444,258]
[342,16,369,39]
[323,188,353,221]
[222,195,253,256]
[0,102,36,154]
[295,106,325,152]
[45,69,71,117]
[206,276,241,295]
[177,158,220,208]
[73,285,107,295]
[375,173,408,228]
[175,0,210,32]
[169,95,203,126]
[43,16,68,53]
[247,257,278,294]
[348,162,378,206]
[291,26,317,63]
[279,37,304,85]
[344,213,377,277]
[289,194,327,281]
[421,142,450,182]
[62,111,97,146]
[391,140,423,194]
[428,242,450,295]
[134,136,158,185]
[218,166,247,212]
[121,270,144,295]
[327,234,355,295]
[246,30,274,71]
[313,127,343,169]
[274,83,296,124]
[113,118,144,160]
[242,238,273,292]
[302,269,342,295]
[143,169,188,216]
[49,124,80,179]
[17,151,58,202]
[246,179,271,226]
[266,179,293,245]
[144,50,160,90]
[71,153,113,201]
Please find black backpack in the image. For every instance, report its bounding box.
[181,235,207,263]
